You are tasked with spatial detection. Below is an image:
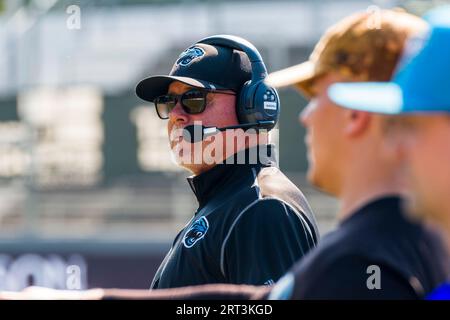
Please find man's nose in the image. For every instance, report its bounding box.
[168,102,189,123]
[299,107,309,127]
[300,100,316,127]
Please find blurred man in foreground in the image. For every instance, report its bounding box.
[264,8,449,300]
[328,6,450,299]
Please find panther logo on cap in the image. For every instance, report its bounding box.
[183,216,209,248]
[176,46,205,67]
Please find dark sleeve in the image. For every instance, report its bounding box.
[290,255,419,300]
[222,199,315,286]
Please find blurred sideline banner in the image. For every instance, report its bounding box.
[0,241,169,291]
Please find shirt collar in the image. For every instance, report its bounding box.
[187,144,277,208]
[340,195,403,227]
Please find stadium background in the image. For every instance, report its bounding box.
[0,0,445,290]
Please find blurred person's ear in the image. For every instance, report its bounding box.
[344,109,371,137]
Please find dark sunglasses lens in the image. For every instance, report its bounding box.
[182,91,206,114]
[155,95,176,119]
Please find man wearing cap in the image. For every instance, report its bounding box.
[327,6,450,299]
[135,37,318,289]
[265,9,449,299]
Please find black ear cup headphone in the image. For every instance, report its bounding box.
[197,35,280,131]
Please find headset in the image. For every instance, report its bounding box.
[196,35,280,132]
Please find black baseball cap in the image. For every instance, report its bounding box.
[135,43,252,102]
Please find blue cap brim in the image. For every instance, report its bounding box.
[328,82,406,115]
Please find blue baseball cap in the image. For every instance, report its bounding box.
[328,6,450,115]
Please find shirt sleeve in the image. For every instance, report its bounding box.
[290,254,419,300]
[222,198,316,286]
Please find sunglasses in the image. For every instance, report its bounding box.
[154,89,236,119]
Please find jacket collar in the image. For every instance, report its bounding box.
[187,144,277,209]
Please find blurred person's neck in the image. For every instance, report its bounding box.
[337,140,405,222]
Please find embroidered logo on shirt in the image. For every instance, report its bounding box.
[183,216,209,248]
[264,279,275,286]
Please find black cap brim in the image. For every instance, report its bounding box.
[135,75,229,102]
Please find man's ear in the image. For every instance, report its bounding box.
[344,109,371,137]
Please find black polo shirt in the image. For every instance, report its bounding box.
[151,145,319,289]
[268,196,450,300]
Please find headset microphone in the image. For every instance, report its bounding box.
[183,121,275,143]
